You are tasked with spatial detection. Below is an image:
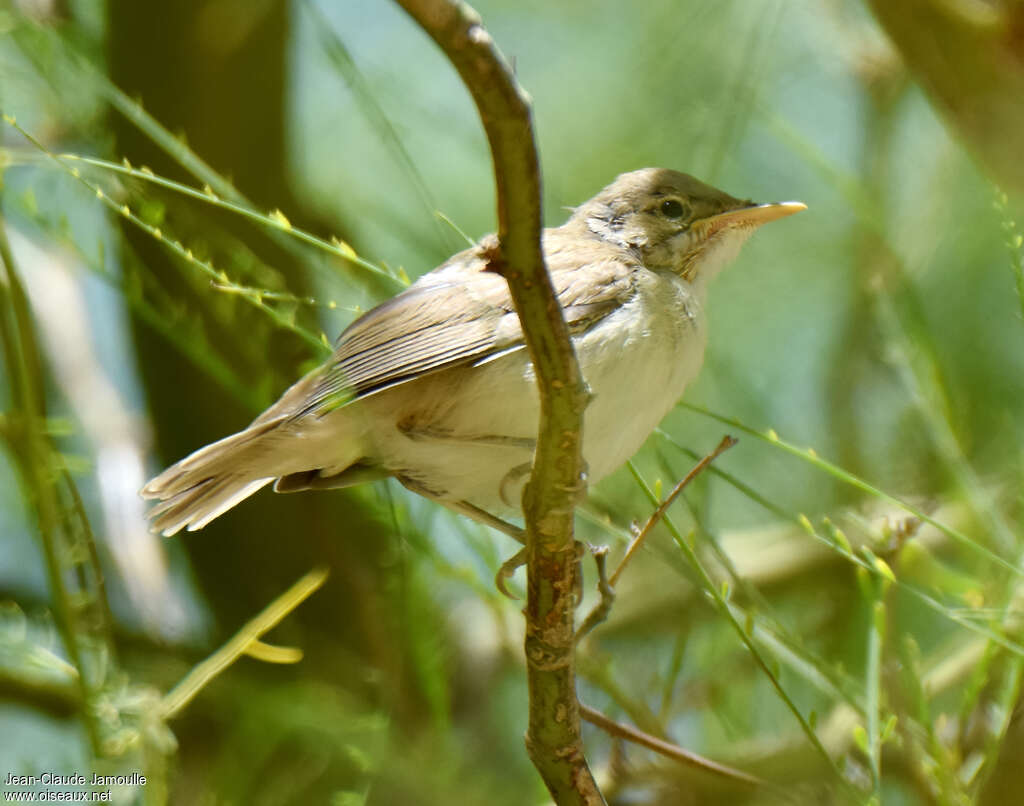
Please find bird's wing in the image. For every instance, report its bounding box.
[288,235,636,418]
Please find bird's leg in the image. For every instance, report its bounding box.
[399,423,536,452]
[399,477,528,599]
[399,476,526,542]
[493,536,590,602]
[447,499,526,543]
[500,459,591,509]
[495,547,527,599]
[494,458,590,595]
[397,444,588,602]
[446,501,529,600]
[499,462,533,508]
[441,497,528,600]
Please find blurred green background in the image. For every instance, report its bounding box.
[2,0,1024,803]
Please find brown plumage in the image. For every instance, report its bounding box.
[142,169,804,535]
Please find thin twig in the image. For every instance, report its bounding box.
[611,435,737,587]
[576,436,736,642]
[575,547,614,644]
[682,402,1022,579]
[627,464,855,791]
[578,703,768,789]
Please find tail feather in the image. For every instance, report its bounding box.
[143,398,367,533]
[142,418,286,535]
[148,477,273,536]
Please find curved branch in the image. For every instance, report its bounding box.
[393,1,597,802]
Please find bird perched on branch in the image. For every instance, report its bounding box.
[142,168,804,536]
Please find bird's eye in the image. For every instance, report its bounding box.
[660,199,686,219]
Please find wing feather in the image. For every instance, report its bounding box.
[296,233,637,416]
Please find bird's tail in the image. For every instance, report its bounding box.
[141,419,285,536]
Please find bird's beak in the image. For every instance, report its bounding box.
[695,201,807,235]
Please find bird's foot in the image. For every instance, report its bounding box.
[495,547,527,599]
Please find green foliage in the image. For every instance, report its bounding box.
[3,1,1024,804]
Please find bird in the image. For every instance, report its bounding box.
[141,168,805,537]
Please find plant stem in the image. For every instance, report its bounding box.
[393,1,598,801]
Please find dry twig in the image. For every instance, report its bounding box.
[576,435,737,642]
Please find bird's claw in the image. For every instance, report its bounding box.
[495,547,527,599]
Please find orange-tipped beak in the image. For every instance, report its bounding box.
[696,201,807,234]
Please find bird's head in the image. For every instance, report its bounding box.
[569,168,805,288]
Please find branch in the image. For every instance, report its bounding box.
[393,1,597,802]
[576,436,737,642]
[578,703,768,790]
[610,435,737,588]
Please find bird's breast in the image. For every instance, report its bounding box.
[573,270,707,482]
[360,269,707,512]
